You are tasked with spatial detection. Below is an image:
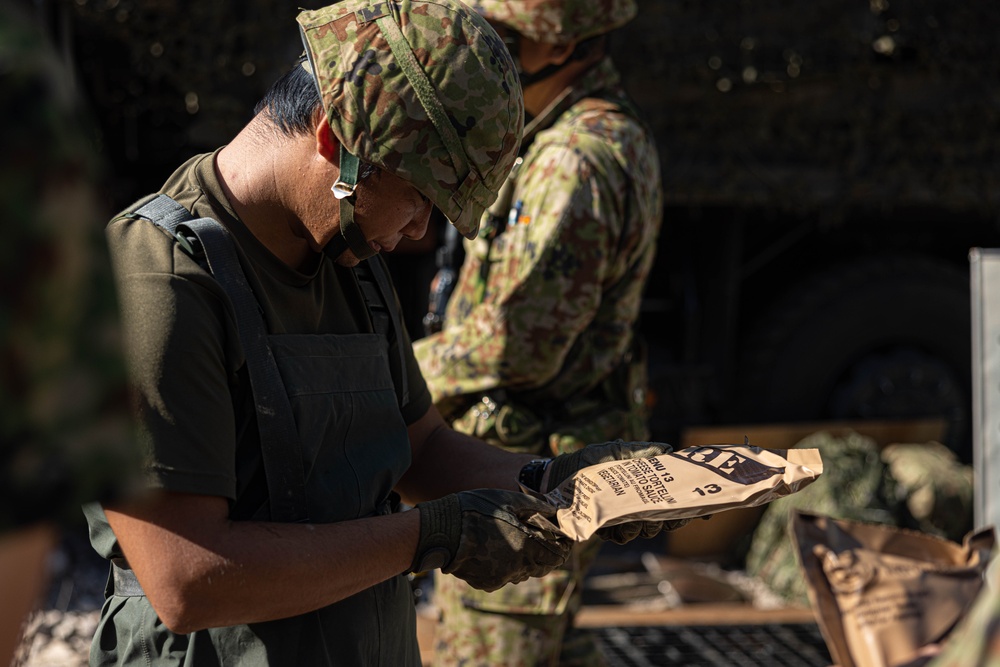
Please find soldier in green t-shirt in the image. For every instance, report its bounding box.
[85,1,683,665]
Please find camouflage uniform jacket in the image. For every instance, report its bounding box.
[414,57,663,451]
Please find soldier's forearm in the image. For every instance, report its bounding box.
[103,491,420,634]
[399,407,535,503]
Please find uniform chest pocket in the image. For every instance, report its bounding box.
[269,333,410,523]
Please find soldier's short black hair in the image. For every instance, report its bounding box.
[254,60,322,137]
[252,58,377,180]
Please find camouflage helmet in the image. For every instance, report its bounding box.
[472,0,637,45]
[297,0,523,241]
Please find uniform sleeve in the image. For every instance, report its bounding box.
[109,217,241,499]
[415,138,629,402]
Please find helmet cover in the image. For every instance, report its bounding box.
[298,0,523,239]
[472,0,637,45]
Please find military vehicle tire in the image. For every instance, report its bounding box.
[737,254,971,461]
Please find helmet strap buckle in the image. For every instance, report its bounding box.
[331,180,355,199]
[332,144,360,199]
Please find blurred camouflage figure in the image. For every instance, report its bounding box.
[0,1,136,663]
[413,0,664,664]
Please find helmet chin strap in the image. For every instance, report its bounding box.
[323,234,349,261]
[324,145,377,262]
[502,29,561,89]
[506,30,596,88]
[517,61,564,88]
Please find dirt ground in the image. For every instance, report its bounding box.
[13,529,105,667]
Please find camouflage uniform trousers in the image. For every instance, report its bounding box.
[433,539,605,667]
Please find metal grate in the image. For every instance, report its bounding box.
[596,623,832,667]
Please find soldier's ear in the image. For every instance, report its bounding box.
[314,110,338,163]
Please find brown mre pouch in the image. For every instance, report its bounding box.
[791,511,996,667]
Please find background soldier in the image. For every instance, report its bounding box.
[413,1,668,664]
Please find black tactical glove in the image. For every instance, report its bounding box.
[597,516,691,545]
[545,440,690,545]
[409,489,572,592]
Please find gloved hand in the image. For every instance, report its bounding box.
[409,489,572,592]
[597,517,691,545]
[544,439,673,491]
[545,440,689,545]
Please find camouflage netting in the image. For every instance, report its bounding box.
[744,430,974,608]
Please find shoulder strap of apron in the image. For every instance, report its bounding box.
[353,258,410,408]
[130,193,310,523]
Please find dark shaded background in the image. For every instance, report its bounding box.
[32,0,1000,462]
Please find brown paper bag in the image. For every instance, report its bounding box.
[791,511,996,667]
